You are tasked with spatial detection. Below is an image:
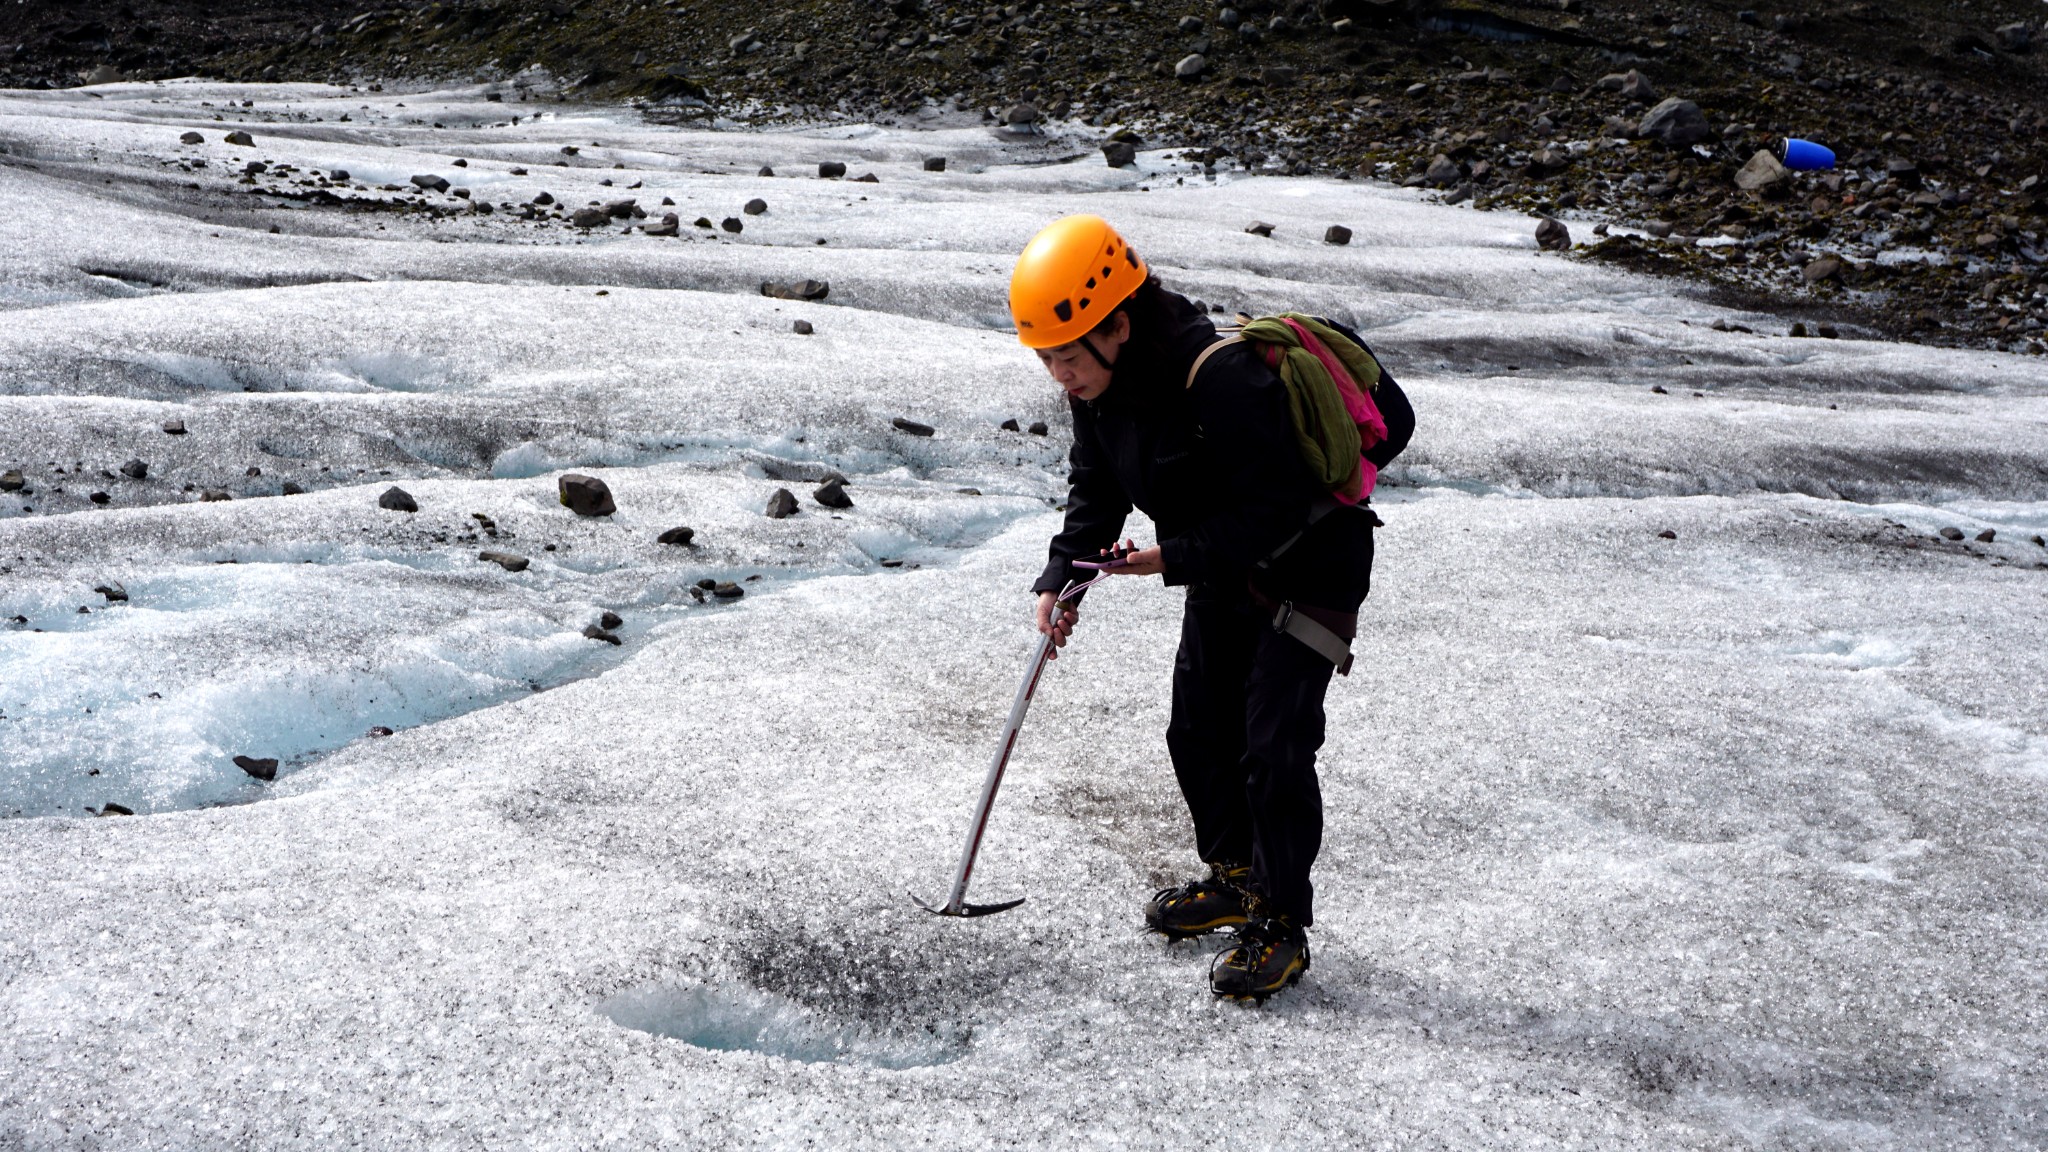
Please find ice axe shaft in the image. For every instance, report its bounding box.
[916,571,1111,918]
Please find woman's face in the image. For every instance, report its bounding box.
[1034,311,1131,403]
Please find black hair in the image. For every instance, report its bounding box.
[1087,274,1175,367]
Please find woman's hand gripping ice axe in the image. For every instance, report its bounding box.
[914,540,1154,919]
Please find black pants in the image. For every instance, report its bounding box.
[1163,511,1374,928]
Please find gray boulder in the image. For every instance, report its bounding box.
[765,488,799,518]
[378,486,418,513]
[1734,149,1789,191]
[1535,217,1571,251]
[1639,98,1711,146]
[1175,54,1208,80]
[1102,140,1137,168]
[813,477,854,509]
[557,473,615,516]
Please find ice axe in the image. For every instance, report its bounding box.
[914,544,1135,919]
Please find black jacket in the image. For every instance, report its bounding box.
[1033,292,1412,599]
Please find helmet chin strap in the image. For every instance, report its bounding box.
[1079,331,1117,373]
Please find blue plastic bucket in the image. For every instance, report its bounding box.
[1774,138,1836,171]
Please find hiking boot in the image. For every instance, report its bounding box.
[1143,862,1250,940]
[1209,914,1310,1001]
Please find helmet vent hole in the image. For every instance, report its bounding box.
[1085,277,1097,289]
[1125,248,1140,268]
[1079,297,1091,309]
[1101,266,1112,278]
[1053,299,1074,322]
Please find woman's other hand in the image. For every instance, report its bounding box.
[1109,545,1164,577]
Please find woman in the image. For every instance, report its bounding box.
[1012,214,1411,1000]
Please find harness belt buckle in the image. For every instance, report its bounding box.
[1272,601,1293,634]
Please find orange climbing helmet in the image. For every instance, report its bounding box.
[1009,214,1148,348]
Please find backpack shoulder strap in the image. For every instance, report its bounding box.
[1184,334,1244,390]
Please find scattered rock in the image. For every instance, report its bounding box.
[1638,98,1711,147]
[1976,528,1997,543]
[891,417,936,437]
[1802,255,1844,283]
[712,581,745,599]
[1245,221,1276,237]
[119,458,148,480]
[599,610,623,630]
[1324,225,1352,245]
[1939,526,1965,540]
[1102,140,1137,168]
[200,489,232,502]
[818,161,847,178]
[1004,102,1040,128]
[97,803,135,817]
[1001,418,1021,432]
[721,217,743,233]
[813,477,854,509]
[1535,217,1571,251]
[410,173,450,192]
[223,130,253,146]
[924,156,947,172]
[644,214,680,236]
[1657,529,1678,539]
[281,481,305,495]
[1734,149,1789,192]
[743,197,768,215]
[94,581,127,602]
[557,473,616,517]
[0,469,22,492]
[1620,70,1658,103]
[1175,54,1208,80]
[1425,153,1463,186]
[368,726,394,737]
[761,279,829,301]
[1886,158,1922,189]
[478,550,530,572]
[582,624,622,645]
[1028,421,1049,436]
[233,754,278,781]
[89,491,110,505]
[792,319,814,335]
[378,486,418,513]
[1644,221,1675,239]
[765,488,799,518]
[853,173,879,184]
[571,206,609,228]
[657,526,697,545]
[161,419,186,435]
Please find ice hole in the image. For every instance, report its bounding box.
[597,981,967,1069]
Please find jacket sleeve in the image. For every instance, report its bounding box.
[1032,398,1132,596]
[1157,345,1316,588]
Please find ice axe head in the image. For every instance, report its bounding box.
[911,892,1027,918]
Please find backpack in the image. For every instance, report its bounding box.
[1185,313,1416,676]
[1186,312,1411,505]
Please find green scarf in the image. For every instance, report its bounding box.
[1237,313,1381,503]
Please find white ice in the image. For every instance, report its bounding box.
[2,80,2045,1150]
